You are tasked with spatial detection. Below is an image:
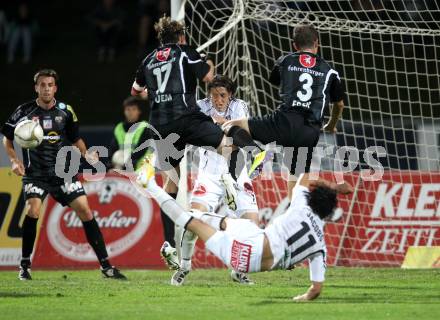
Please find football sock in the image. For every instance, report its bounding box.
[226,126,262,152]
[161,193,177,247]
[228,149,244,181]
[147,183,193,229]
[180,229,197,271]
[21,215,38,266]
[82,218,111,269]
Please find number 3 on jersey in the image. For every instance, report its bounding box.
[153,63,172,93]
[296,73,313,103]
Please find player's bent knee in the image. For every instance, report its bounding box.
[75,208,94,221]
[26,211,40,219]
[26,198,42,218]
[241,212,260,225]
[190,202,208,212]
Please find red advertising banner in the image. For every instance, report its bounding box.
[339,171,440,266]
[21,171,440,269]
[33,174,165,269]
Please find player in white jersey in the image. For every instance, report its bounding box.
[174,75,259,286]
[137,155,353,301]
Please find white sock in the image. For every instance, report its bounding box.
[146,183,193,228]
[180,229,197,271]
[174,225,185,262]
[189,211,225,230]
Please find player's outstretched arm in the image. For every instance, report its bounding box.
[323,99,344,133]
[2,137,25,176]
[293,281,322,302]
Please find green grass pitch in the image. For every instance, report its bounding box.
[1,268,439,320]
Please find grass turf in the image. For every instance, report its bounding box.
[0,268,439,320]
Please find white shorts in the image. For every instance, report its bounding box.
[205,219,264,273]
[190,173,258,218]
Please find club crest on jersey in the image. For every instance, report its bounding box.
[299,54,316,68]
[156,48,171,62]
[193,184,207,196]
[43,119,52,129]
[55,116,63,123]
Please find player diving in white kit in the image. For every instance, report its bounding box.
[137,153,353,301]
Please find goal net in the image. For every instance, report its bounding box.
[182,0,440,267]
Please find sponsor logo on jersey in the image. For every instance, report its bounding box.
[46,178,152,261]
[43,119,52,129]
[156,48,171,62]
[299,54,316,68]
[43,131,61,143]
[193,183,207,196]
[230,240,252,273]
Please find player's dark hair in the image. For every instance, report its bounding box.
[123,96,142,109]
[154,15,186,45]
[293,24,319,50]
[306,185,338,220]
[208,74,236,96]
[34,69,59,84]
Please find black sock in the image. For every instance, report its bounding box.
[228,149,246,181]
[161,192,176,247]
[82,218,111,269]
[226,126,262,152]
[21,215,38,267]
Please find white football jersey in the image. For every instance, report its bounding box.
[196,98,250,176]
[265,185,327,282]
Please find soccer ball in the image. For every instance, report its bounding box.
[112,149,128,169]
[14,119,44,149]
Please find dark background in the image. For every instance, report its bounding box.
[0,0,166,125]
[0,0,439,171]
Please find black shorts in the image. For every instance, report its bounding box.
[248,109,320,174]
[152,111,224,169]
[22,176,86,207]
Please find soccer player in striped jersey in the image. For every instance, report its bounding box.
[172,75,259,286]
[224,24,345,199]
[137,155,353,301]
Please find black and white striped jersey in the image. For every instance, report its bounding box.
[265,185,327,282]
[132,44,210,125]
[269,51,345,124]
